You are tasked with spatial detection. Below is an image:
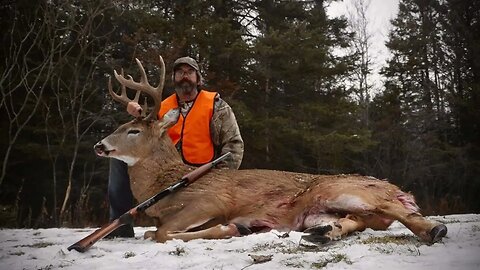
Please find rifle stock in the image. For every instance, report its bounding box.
[67,152,231,252]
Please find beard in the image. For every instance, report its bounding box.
[174,78,197,96]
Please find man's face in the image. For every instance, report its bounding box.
[174,64,198,95]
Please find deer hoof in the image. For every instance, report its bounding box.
[144,230,156,240]
[303,224,333,235]
[430,224,447,243]
[302,224,333,244]
[301,233,331,244]
[233,223,252,236]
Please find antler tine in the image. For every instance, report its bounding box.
[141,96,148,118]
[149,55,165,120]
[133,84,141,103]
[112,56,165,121]
[108,69,132,106]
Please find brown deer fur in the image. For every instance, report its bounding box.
[95,56,447,244]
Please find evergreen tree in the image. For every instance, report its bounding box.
[439,0,480,212]
[372,0,480,213]
[236,0,373,173]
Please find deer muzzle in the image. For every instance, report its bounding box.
[94,141,114,157]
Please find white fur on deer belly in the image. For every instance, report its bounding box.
[324,194,373,212]
[230,217,277,232]
[303,213,340,228]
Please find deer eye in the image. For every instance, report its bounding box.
[127,129,140,135]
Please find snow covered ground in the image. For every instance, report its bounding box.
[1,214,479,270]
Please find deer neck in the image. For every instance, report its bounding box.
[127,142,193,200]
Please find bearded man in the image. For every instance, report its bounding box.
[106,56,244,238]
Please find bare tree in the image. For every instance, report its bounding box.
[37,1,114,225]
[1,1,115,226]
[347,0,374,127]
[0,5,56,187]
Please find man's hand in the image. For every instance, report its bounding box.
[127,101,143,117]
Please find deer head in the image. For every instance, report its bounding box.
[94,55,181,166]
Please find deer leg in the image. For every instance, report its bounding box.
[149,216,215,242]
[146,201,244,243]
[143,207,186,241]
[375,201,447,243]
[144,230,156,240]
[303,214,367,243]
[163,223,250,242]
[151,222,251,243]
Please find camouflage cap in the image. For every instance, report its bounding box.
[173,57,200,71]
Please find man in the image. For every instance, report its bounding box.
[107,56,244,238]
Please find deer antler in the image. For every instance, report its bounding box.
[108,69,146,117]
[109,55,165,121]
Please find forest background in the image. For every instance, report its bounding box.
[1,0,478,228]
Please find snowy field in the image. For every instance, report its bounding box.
[0,214,479,270]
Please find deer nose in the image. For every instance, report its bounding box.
[93,142,106,155]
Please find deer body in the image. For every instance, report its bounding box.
[96,56,447,244]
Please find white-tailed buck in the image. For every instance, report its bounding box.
[94,55,447,244]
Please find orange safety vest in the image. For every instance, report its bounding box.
[158,90,216,165]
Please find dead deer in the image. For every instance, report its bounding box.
[94,55,447,244]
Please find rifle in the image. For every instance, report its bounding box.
[67,152,231,252]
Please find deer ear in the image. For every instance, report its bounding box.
[156,108,180,135]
